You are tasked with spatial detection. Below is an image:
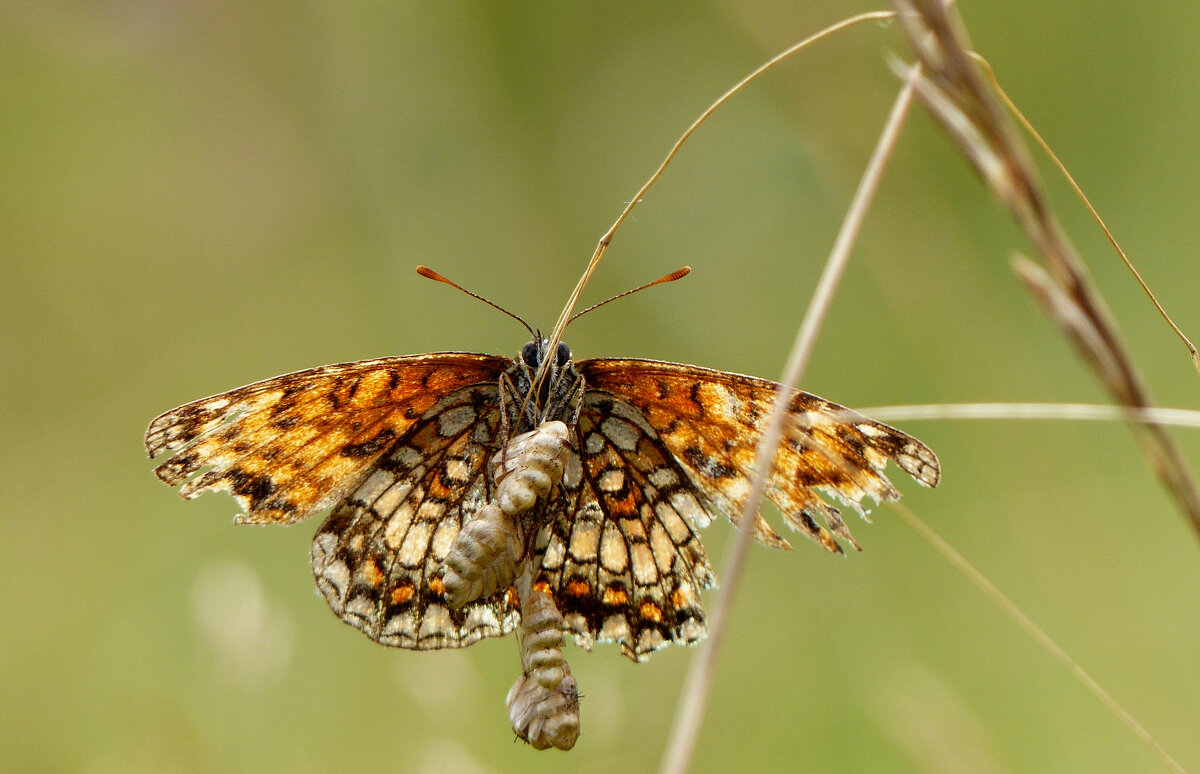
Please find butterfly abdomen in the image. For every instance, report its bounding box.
[507,581,580,751]
[441,504,521,609]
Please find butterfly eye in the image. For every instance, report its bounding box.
[556,342,571,367]
[521,341,540,368]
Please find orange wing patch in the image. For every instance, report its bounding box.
[579,358,939,554]
[145,353,509,525]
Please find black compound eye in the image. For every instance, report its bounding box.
[521,341,540,368]
[556,341,571,366]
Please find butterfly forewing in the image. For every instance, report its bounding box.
[145,354,509,525]
[578,358,940,553]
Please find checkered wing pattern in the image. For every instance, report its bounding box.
[310,382,525,650]
[579,359,940,554]
[145,353,523,649]
[147,347,940,664]
[146,354,509,525]
[533,394,717,662]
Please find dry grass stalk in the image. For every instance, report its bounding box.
[970,53,1200,376]
[542,10,897,366]
[861,402,1200,429]
[891,0,1200,540]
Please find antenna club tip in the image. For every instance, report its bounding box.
[653,266,691,285]
[416,264,535,335]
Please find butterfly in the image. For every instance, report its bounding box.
[146,325,940,663]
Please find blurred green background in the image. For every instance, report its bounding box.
[4,2,1200,772]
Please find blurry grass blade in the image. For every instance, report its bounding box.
[661,51,921,774]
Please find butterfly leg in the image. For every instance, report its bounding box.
[498,371,542,438]
[539,372,585,428]
[497,372,517,442]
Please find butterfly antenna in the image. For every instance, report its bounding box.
[567,266,691,324]
[417,266,535,336]
[528,266,690,428]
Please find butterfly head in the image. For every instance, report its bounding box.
[521,338,572,371]
[505,336,581,436]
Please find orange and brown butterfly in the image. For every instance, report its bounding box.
[145,267,939,662]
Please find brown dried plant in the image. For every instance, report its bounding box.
[891,0,1200,539]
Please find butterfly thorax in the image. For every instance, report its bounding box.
[492,338,584,556]
[500,338,584,440]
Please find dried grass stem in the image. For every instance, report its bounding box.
[892,0,1200,540]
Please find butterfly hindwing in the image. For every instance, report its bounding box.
[310,381,522,649]
[534,392,716,662]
